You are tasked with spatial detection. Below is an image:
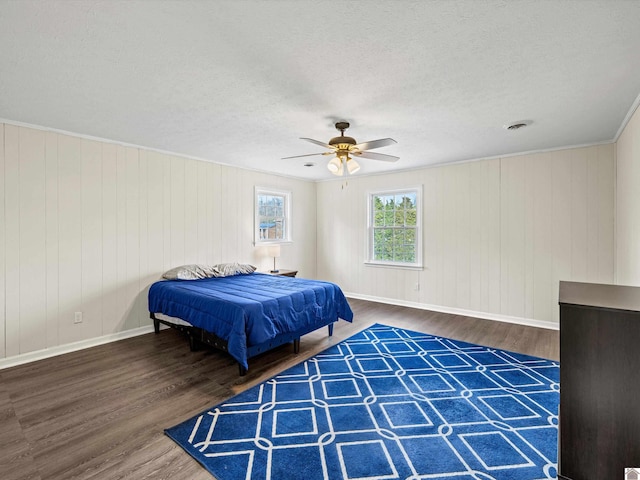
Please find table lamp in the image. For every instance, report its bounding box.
[267,244,281,273]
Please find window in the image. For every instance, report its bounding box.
[367,187,422,268]
[255,187,291,244]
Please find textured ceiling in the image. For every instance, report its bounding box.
[1,0,640,181]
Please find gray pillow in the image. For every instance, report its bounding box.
[212,262,256,277]
[162,264,217,280]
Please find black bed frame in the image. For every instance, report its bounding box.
[151,313,334,376]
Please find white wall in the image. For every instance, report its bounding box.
[0,120,621,362]
[317,145,615,327]
[0,123,316,360]
[616,105,640,285]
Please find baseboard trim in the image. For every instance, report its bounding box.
[344,292,559,331]
[0,296,557,369]
[0,325,156,370]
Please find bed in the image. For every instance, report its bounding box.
[148,271,353,375]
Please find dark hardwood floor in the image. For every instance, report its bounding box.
[0,299,559,480]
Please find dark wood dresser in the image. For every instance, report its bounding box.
[558,281,640,480]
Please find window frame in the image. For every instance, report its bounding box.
[366,186,423,269]
[254,187,292,245]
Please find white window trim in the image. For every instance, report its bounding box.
[254,186,292,245]
[366,186,423,269]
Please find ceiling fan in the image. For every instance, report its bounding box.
[282,121,399,176]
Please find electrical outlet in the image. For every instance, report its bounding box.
[74,311,83,324]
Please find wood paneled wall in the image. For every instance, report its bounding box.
[317,145,615,326]
[0,120,620,360]
[616,105,640,285]
[0,123,316,359]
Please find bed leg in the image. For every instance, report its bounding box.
[328,323,334,337]
[293,338,300,354]
[151,314,160,334]
[188,334,200,352]
[239,364,247,376]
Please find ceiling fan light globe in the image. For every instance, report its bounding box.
[347,159,360,174]
[327,156,342,174]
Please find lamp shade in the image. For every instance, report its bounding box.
[267,244,281,258]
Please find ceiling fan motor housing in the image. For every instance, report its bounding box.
[329,136,356,147]
[329,121,356,147]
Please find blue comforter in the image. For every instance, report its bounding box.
[148,273,353,369]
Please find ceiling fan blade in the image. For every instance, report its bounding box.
[281,152,330,160]
[353,138,397,151]
[352,151,400,162]
[300,137,334,149]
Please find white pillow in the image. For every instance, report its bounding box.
[161,263,256,280]
[162,264,217,280]
[212,262,256,277]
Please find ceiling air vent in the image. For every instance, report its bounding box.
[503,121,532,131]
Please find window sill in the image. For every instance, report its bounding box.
[364,261,423,271]
[254,240,293,246]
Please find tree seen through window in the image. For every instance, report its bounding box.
[370,189,420,265]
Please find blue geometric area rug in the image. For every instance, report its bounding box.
[166,323,559,480]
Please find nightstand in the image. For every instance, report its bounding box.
[264,269,298,277]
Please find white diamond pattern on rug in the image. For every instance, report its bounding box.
[337,440,398,480]
[380,401,433,428]
[460,431,535,470]
[409,372,456,393]
[166,324,560,480]
[356,356,393,373]
[479,394,540,421]
[322,378,362,400]
[272,407,318,437]
[381,340,416,354]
